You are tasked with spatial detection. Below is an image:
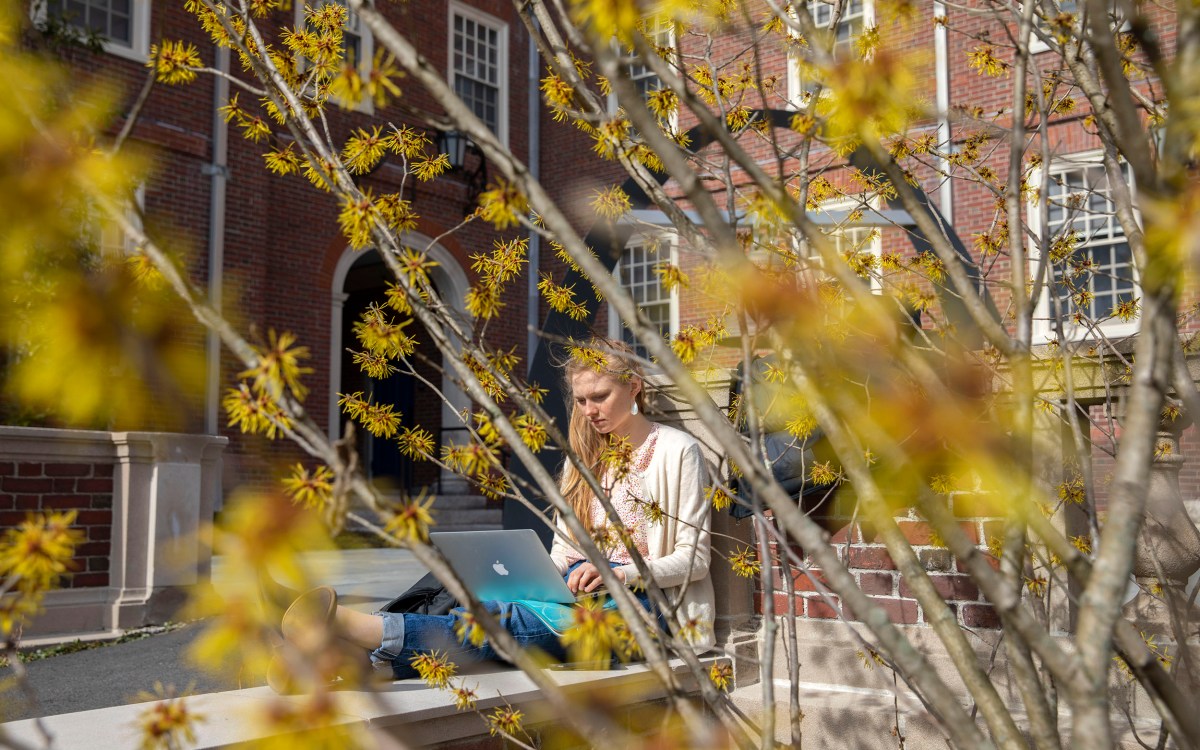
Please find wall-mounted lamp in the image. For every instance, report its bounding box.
[436,129,488,212]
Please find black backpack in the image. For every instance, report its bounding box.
[380,571,459,615]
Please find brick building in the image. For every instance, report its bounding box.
[10,1,1198,650]
[531,0,1198,639]
[21,1,560,500]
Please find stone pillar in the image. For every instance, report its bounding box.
[109,432,228,628]
[1123,402,1200,636]
[649,369,758,651]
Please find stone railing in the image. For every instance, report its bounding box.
[0,427,226,641]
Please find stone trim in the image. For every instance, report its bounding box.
[0,427,227,639]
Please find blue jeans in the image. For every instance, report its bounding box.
[369,561,650,679]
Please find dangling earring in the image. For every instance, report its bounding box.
[631,401,640,416]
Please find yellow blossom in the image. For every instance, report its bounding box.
[222,382,292,439]
[706,485,734,512]
[263,143,303,176]
[281,464,334,510]
[1025,576,1048,597]
[655,262,689,292]
[454,612,487,647]
[396,426,436,459]
[396,246,438,286]
[365,50,403,107]
[477,179,529,229]
[1070,534,1092,555]
[590,185,632,219]
[338,391,403,438]
[134,684,203,750]
[342,126,388,175]
[451,683,479,710]
[561,597,623,668]
[338,191,384,249]
[709,662,733,692]
[486,705,526,739]
[600,435,634,482]
[384,492,436,543]
[0,511,83,597]
[412,153,451,181]
[1057,474,1086,504]
[239,329,312,401]
[809,461,839,486]
[967,44,1010,77]
[514,413,548,452]
[351,349,397,378]
[410,650,457,688]
[729,547,761,578]
[148,40,202,85]
[353,303,416,358]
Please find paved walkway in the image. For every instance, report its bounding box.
[2,549,426,723]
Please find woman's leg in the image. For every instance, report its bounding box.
[334,606,385,649]
[362,601,567,680]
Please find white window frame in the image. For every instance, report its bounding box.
[787,0,874,108]
[606,17,678,130]
[99,186,144,256]
[1029,1,1126,55]
[448,1,509,147]
[294,0,375,114]
[35,0,152,62]
[804,196,884,291]
[608,232,680,359]
[1029,150,1139,341]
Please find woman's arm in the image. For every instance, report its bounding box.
[548,511,577,574]
[617,440,711,589]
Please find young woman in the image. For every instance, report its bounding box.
[269,340,714,691]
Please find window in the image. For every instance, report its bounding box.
[1030,1,1125,54]
[40,0,151,61]
[295,0,374,109]
[608,17,676,118]
[798,198,883,290]
[450,2,508,144]
[609,234,679,360]
[787,0,874,107]
[810,0,868,57]
[93,186,144,256]
[1033,153,1137,338]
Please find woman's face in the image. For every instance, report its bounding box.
[570,368,641,437]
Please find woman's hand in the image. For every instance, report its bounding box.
[567,563,625,593]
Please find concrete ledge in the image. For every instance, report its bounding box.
[743,619,1176,749]
[1,657,725,749]
[730,679,1170,750]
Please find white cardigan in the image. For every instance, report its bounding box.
[550,423,716,652]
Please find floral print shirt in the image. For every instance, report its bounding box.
[568,422,661,565]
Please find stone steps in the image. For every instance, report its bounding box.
[359,493,503,533]
[429,493,503,531]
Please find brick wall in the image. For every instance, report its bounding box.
[758,505,1002,630]
[0,460,115,588]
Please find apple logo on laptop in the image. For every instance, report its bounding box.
[493,561,510,576]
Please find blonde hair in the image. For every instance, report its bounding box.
[559,339,648,540]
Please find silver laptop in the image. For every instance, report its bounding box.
[430,529,591,604]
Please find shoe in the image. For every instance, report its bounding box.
[267,586,339,695]
[258,572,303,612]
[258,573,303,635]
[281,586,338,646]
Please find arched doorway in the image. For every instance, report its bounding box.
[329,237,472,494]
